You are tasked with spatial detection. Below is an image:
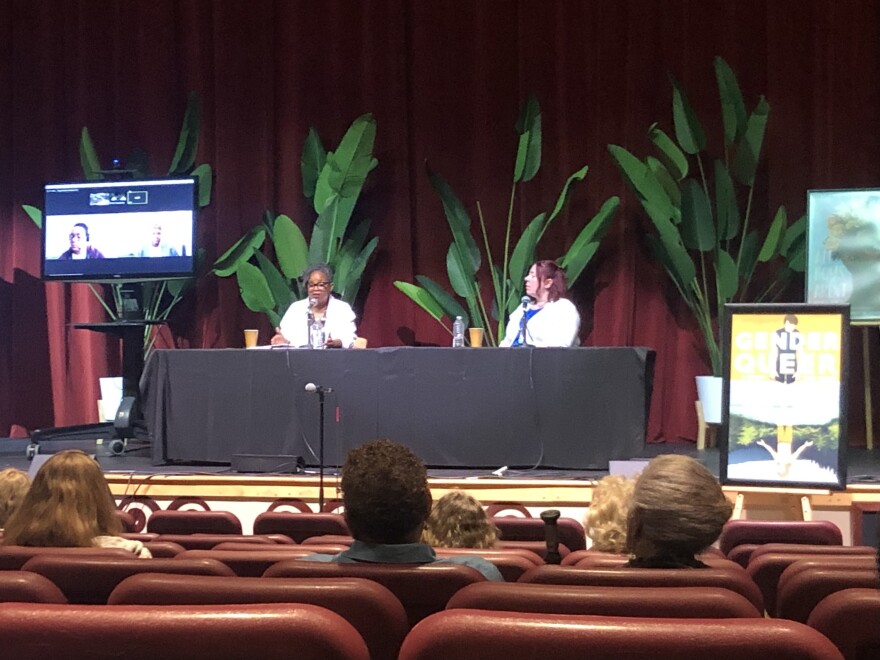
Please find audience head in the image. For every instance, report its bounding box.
[341,439,431,544]
[422,491,499,549]
[0,468,30,528]
[585,475,634,553]
[626,454,732,561]
[2,450,122,547]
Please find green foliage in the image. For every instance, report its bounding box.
[212,114,379,326]
[21,92,213,358]
[608,57,806,375]
[394,95,618,345]
[730,415,839,452]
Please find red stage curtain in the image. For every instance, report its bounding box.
[1,0,879,445]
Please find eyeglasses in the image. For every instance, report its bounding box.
[307,281,332,289]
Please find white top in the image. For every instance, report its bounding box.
[499,297,581,347]
[278,296,358,348]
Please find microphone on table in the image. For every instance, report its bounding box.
[305,382,333,394]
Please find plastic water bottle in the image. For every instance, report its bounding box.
[452,316,465,347]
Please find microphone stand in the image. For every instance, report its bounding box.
[519,298,532,347]
[317,388,326,510]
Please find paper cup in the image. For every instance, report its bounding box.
[244,329,259,348]
[468,327,484,347]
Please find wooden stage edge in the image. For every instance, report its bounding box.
[105,470,880,511]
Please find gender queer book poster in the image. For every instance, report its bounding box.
[720,304,849,490]
[807,188,880,322]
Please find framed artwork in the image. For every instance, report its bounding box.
[720,304,849,490]
[807,188,880,322]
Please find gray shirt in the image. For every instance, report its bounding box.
[301,540,504,581]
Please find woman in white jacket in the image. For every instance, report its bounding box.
[500,260,580,347]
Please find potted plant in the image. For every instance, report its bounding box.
[394,95,619,345]
[213,113,378,326]
[607,56,806,422]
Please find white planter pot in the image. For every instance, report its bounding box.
[695,375,723,425]
[99,376,124,422]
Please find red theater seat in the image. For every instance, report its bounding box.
[253,511,350,542]
[719,520,843,556]
[263,559,486,627]
[0,602,370,660]
[146,509,243,535]
[108,574,407,660]
[143,541,186,558]
[776,566,879,622]
[492,516,586,552]
[397,610,844,660]
[808,588,880,660]
[562,547,727,567]
[0,571,68,604]
[0,545,133,570]
[21,555,235,604]
[433,548,540,582]
[518,564,764,613]
[447,582,762,618]
[748,551,877,616]
[572,553,742,572]
[485,502,532,517]
[496,540,571,560]
[175,548,346,577]
[152,534,283,549]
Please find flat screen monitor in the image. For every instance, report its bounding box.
[41,178,197,282]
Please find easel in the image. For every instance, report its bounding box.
[729,489,826,521]
[854,324,876,450]
[695,400,717,450]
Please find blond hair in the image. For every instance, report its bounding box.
[422,491,499,549]
[0,468,30,527]
[584,475,634,553]
[2,451,121,547]
[627,455,732,561]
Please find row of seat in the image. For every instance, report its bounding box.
[3,591,875,659]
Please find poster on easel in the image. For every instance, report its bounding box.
[807,188,880,322]
[720,304,849,490]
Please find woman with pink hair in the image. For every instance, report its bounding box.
[500,260,580,347]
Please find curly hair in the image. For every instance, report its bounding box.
[422,491,499,549]
[341,439,431,544]
[584,475,634,553]
[2,450,122,547]
[0,468,30,528]
[626,455,732,561]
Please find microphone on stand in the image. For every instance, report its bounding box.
[519,296,531,346]
[308,297,318,307]
[304,382,333,510]
[304,382,333,394]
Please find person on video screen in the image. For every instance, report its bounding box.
[58,222,104,259]
[136,223,179,257]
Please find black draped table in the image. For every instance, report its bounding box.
[142,346,655,469]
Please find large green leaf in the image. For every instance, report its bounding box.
[213,226,267,276]
[545,165,588,224]
[608,145,678,225]
[716,248,739,301]
[513,94,541,183]
[168,92,200,175]
[79,127,102,180]
[680,178,715,251]
[646,157,681,208]
[559,196,620,285]
[254,250,294,314]
[646,234,694,301]
[22,205,42,229]
[648,123,689,180]
[757,206,787,262]
[671,76,707,154]
[236,261,275,313]
[446,242,477,299]
[416,275,468,324]
[313,113,377,218]
[301,127,327,203]
[340,236,378,303]
[738,229,761,283]
[394,281,445,322]
[714,160,739,241]
[427,168,480,272]
[731,96,769,186]
[654,214,697,286]
[274,214,309,280]
[191,163,213,208]
[714,56,747,146]
[308,199,336,265]
[780,213,807,258]
[509,213,546,287]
